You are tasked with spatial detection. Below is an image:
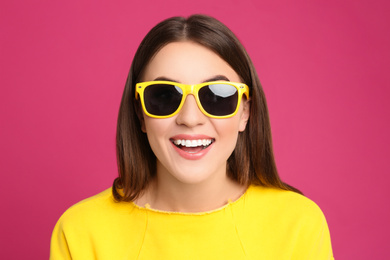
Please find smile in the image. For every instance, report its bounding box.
[169,136,215,159]
[171,139,214,148]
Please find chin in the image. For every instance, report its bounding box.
[171,165,224,186]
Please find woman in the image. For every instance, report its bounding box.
[50,15,333,259]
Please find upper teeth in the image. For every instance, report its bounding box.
[173,139,212,147]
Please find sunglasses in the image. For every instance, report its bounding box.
[135,81,250,119]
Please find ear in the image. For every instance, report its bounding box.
[238,99,250,132]
[135,102,147,133]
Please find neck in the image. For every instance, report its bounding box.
[137,171,246,213]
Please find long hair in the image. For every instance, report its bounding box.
[113,14,300,202]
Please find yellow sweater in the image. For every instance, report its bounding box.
[50,185,333,259]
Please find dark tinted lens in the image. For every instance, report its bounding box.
[198,84,238,116]
[144,84,183,116]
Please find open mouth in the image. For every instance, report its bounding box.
[170,139,215,153]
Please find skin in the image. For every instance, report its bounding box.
[135,41,250,212]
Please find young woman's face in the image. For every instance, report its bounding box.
[140,41,250,186]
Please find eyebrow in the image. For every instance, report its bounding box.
[203,75,230,82]
[153,75,231,83]
[153,76,177,82]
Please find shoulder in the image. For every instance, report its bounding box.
[236,186,333,259]
[55,187,131,230]
[60,188,112,217]
[243,185,327,224]
[239,185,332,247]
[51,188,147,259]
[248,185,323,210]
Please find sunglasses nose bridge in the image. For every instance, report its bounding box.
[188,84,196,94]
[181,84,197,99]
[179,83,205,114]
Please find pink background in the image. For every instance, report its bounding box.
[1,0,389,259]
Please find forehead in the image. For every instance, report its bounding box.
[141,41,240,84]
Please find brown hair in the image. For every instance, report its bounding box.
[113,14,300,201]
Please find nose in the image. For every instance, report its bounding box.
[175,95,207,127]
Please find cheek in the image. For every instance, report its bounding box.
[143,120,166,159]
[213,118,242,142]
[143,118,173,148]
[143,119,161,143]
[215,121,241,160]
[143,115,166,131]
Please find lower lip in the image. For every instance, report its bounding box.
[171,142,213,160]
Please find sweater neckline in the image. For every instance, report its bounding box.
[130,185,252,216]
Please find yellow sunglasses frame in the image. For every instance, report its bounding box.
[135,81,250,119]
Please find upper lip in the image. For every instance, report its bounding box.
[170,134,214,141]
